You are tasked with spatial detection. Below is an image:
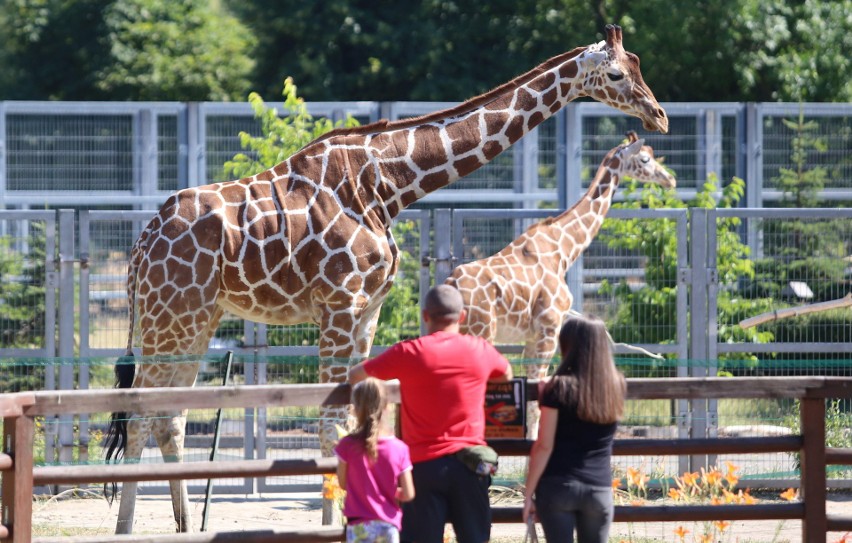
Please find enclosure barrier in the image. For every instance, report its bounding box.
[3,377,852,542]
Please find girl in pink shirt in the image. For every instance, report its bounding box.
[335,378,415,542]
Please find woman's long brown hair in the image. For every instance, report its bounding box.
[543,315,626,424]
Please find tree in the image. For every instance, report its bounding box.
[98,0,255,101]
[0,0,255,101]
[733,0,852,102]
[750,109,849,312]
[0,221,49,392]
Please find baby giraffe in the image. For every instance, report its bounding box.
[445,132,675,437]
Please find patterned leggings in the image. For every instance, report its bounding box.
[346,519,400,543]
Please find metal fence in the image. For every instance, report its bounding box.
[1,98,851,492]
[1,205,850,492]
[1,101,850,210]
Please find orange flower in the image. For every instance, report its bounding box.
[681,471,699,487]
[724,472,740,487]
[741,489,756,505]
[673,525,689,540]
[612,477,622,489]
[668,488,683,501]
[724,460,740,473]
[697,534,713,543]
[710,496,723,505]
[833,533,850,543]
[702,467,722,487]
[715,520,731,532]
[722,488,737,503]
[780,488,798,501]
[322,474,345,501]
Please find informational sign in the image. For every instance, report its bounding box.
[484,377,526,439]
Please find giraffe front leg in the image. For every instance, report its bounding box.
[152,412,193,532]
[523,334,558,440]
[115,416,152,534]
[317,303,381,526]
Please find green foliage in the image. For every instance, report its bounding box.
[224,79,419,346]
[223,77,359,180]
[98,0,255,101]
[734,0,852,102]
[599,175,775,371]
[783,399,852,474]
[774,108,828,208]
[0,222,49,392]
[0,0,255,100]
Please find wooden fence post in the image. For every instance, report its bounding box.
[2,414,34,543]
[801,397,827,543]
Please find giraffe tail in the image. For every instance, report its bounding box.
[103,352,135,504]
[103,238,144,503]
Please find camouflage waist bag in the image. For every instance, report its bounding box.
[455,445,498,477]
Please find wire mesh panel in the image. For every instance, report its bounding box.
[6,113,133,192]
[758,104,852,199]
[0,211,56,362]
[574,103,744,195]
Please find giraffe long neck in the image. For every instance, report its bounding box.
[361,48,592,218]
[542,156,620,272]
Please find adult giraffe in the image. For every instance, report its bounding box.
[445,132,675,438]
[104,24,668,533]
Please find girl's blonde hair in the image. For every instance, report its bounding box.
[350,377,388,461]
[543,315,626,424]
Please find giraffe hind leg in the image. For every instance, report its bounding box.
[152,412,193,532]
[114,416,152,534]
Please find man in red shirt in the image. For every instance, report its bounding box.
[349,284,513,543]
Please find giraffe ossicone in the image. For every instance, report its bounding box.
[103,25,668,533]
[445,131,676,438]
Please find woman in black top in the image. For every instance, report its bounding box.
[523,315,626,543]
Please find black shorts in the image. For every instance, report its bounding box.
[401,454,491,543]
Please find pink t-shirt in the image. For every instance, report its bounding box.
[363,331,510,463]
[334,435,412,529]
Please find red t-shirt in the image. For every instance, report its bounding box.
[363,331,510,464]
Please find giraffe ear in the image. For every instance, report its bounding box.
[622,138,645,157]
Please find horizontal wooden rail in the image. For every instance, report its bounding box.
[491,436,802,457]
[825,447,852,465]
[18,376,847,418]
[33,458,337,486]
[0,393,34,417]
[33,527,345,543]
[32,435,803,487]
[491,503,805,523]
[827,514,852,532]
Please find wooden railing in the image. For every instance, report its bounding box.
[3,377,852,542]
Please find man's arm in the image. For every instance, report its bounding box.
[347,361,369,384]
[488,360,514,383]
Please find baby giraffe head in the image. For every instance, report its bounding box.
[614,131,676,189]
[577,24,669,134]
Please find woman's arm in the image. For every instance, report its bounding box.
[396,468,415,502]
[523,406,558,522]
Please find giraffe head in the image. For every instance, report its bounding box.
[614,131,676,189]
[578,24,669,134]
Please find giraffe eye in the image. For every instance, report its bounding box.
[607,72,624,82]
[640,156,650,163]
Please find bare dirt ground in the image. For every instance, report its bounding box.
[30,489,852,542]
